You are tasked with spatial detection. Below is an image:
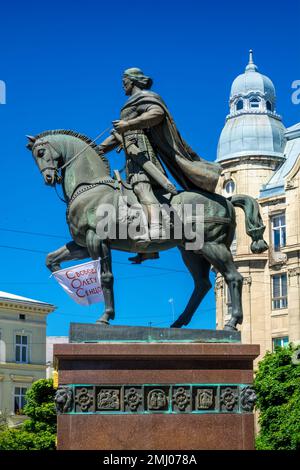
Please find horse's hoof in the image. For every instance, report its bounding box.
[96,319,110,326]
[224,323,238,331]
[170,321,182,328]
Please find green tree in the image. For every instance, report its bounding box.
[254,344,300,450]
[0,379,56,450]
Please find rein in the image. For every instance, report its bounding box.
[59,126,111,171]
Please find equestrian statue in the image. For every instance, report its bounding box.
[26,68,268,331]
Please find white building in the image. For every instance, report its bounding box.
[0,291,55,426]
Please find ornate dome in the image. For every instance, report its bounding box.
[230,50,276,102]
[217,50,286,162]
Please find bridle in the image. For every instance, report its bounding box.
[32,127,116,204]
[33,126,111,183]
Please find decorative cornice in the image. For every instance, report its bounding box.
[9,374,35,383]
[226,109,282,122]
[219,155,284,169]
[0,301,54,314]
[0,362,46,371]
[230,90,267,101]
[259,196,286,206]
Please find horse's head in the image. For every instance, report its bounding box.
[26,134,62,186]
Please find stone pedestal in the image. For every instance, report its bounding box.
[54,325,259,450]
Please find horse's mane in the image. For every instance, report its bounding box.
[34,129,110,172]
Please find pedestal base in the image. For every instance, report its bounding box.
[54,330,259,450]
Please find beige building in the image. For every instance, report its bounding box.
[215,51,300,362]
[46,336,68,379]
[0,291,55,426]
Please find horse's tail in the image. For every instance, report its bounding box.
[229,194,269,254]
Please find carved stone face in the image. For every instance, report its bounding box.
[122,77,134,96]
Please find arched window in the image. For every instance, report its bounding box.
[224,180,235,197]
[236,100,243,111]
[266,100,273,111]
[249,97,260,109]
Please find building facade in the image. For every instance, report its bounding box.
[46,336,68,379]
[215,51,300,362]
[0,291,55,426]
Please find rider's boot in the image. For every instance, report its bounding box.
[128,252,160,264]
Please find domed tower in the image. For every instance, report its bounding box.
[215,51,287,344]
[217,50,286,200]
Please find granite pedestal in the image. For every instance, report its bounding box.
[54,324,259,450]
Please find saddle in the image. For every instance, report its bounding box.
[113,170,174,235]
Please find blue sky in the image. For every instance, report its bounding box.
[0,0,299,335]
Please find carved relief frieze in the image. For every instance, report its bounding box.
[57,384,256,415]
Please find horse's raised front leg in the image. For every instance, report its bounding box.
[85,229,115,325]
[171,249,212,328]
[46,241,89,272]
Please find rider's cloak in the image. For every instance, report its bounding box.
[121,90,221,193]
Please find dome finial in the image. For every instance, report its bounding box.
[246,49,258,72]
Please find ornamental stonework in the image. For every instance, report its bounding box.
[97,388,120,411]
[57,383,255,414]
[240,386,257,412]
[172,387,191,412]
[288,267,300,277]
[195,388,216,410]
[243,276,252,286]
[220,387,239,412]
[55,386,73,414]
[74,387,94,412]
[124,387,143,412]
[146,388,169,411]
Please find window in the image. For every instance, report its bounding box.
[271,213,286,251]
[272,273,288,309]
[266,100,273,111]
[15,335,28,363]
[236,100,243,111]
[19,314,26,321]
[272,336,289,350]
[224,180,235,197]
[225,286,232,316]
[249,97,260,108]
[0,329,4,362]
[231,230,237,255]
[14,387,27,414]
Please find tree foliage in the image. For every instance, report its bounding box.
[0,379,56,450]
[254,344,300,450]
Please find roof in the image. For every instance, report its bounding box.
[260,123,300,198]
[217,113,286,162]
[0,291,55,309]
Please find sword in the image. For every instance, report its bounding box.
[111,130,177,195]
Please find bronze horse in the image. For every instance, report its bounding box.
[27,130,268,330]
